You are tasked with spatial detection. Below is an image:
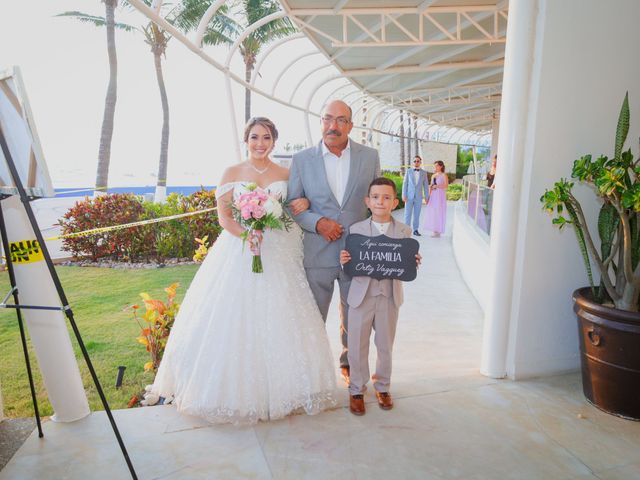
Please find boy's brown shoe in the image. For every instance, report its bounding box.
[349,394,365,416]
[375,391,393,410]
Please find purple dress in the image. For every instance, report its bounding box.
[423,174,447,234]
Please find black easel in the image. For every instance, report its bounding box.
[0,129,138,480]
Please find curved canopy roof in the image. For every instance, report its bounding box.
[282,0,506,133]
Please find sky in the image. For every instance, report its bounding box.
[0,1,324,188]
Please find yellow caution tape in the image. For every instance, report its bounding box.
[43,173,414,243]
[46,207,218,241]
[10,239,45,264]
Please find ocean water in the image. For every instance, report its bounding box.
[54,186,216,198]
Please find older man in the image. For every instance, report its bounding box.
[288,100,380,383]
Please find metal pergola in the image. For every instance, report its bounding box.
[127,0,506,162]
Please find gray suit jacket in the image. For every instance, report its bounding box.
[288,139,380,268]
[346,217,412,309]
[402,168,430,201]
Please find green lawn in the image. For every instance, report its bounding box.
[0,265,199,418]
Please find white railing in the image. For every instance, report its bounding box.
[462,176,494,237]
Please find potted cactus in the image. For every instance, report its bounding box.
[541,93,640,420]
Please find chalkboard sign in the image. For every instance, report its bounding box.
[343,233,420,281]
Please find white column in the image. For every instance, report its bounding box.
[482,0,640,379]
[480,0,539,378]
[2,195,90,421]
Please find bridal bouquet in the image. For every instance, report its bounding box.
[233,183,291,273]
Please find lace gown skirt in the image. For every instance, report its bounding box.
[151,193,336,424]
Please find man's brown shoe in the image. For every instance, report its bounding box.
[349,394,365,416]
[340,366,350,386]
[375,391,393,410]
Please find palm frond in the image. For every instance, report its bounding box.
[250,18,296,45]
[55,11,137,32]
[173,0,222,31]
[243,0,280,24]
[202,14,242,46]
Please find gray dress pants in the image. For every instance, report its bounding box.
[347,294,399,395]
[305,266,351,367]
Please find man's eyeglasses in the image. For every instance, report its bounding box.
[321,115,351,126]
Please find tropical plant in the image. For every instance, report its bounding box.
[193,235,210,262]
[57,1,135,196]
[187,0,296,122]
[541,93,640,311]
[131,283,181,371]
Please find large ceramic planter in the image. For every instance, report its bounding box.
[573,288,640,420]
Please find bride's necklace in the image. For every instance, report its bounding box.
[248,160,270,174]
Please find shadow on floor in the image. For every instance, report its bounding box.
[0,418,36,470]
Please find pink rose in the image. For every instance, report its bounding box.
[253,206,266,219]
[241,205,253,220]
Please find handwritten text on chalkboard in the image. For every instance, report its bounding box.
[344,234,420,281]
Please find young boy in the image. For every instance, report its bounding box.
[340,177,419,416]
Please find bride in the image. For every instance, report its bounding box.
[149,117,337,424]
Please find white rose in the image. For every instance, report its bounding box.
[264,197,283,217]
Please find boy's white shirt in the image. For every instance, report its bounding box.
[372,220,391,235]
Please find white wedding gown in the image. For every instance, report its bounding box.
[151,180,337,425]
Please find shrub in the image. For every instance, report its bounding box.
[59,194,150,261]
[382,170,405,210]
[456,145,490,178]
[447,183,464,201]
[141,194,193,260]
[456,145,473,178]
[177,188,221,252]
[59,189,221,262]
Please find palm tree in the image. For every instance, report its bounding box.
[239,0,296,122]
[189,0,296,122]
[60,1,230,202]
[57,1,135,196]
[143,0,237,200]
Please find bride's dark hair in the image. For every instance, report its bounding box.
[243,117,279,142]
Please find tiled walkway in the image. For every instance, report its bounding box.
[2,208,639,479]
